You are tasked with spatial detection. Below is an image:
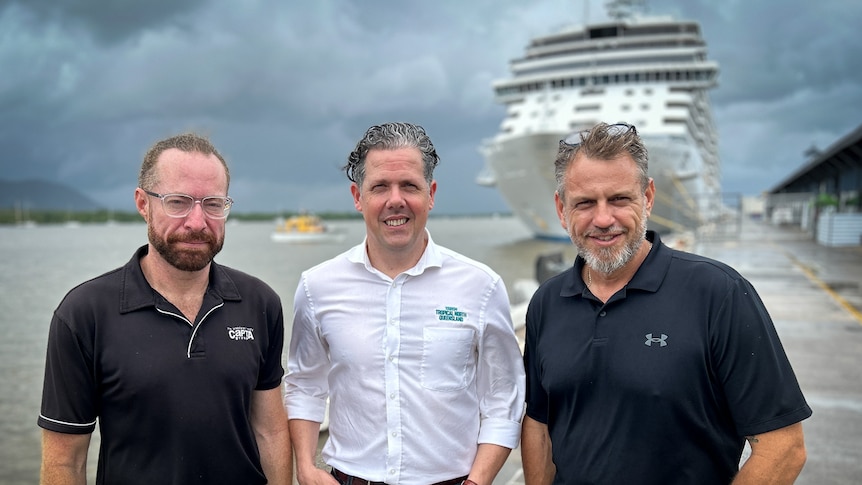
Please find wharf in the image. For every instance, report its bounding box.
[495,218,862,485]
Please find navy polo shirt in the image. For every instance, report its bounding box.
[524,231,811,485]
[39,245,285,485]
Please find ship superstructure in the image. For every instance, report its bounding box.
[478,11,720,239]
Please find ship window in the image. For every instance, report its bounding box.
[589,26,619,39]
[621,104,631,111]
[640,104,650,111]
[644,88,653,95]
[576,105,600,112]
[626,89,634,96]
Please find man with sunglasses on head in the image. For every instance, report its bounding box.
[520,122,811,485]
[38,133,291,485]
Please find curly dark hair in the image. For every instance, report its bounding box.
[344,122,439,187]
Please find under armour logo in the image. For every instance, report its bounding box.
[645,333,668,347]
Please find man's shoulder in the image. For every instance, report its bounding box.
[213,262,280,298]
[303,248,355,276]
[666,247,742,281]
[435,245,501,279]
[62,265,126,303]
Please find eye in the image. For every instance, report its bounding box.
[203,198,225,211]
[164,196,191,209]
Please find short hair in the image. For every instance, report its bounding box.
[138,133,230,191]
[344,122,439,188]
[554,122,648,200]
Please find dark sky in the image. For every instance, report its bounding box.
[1,0,860,214]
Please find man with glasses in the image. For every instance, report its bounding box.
[520,122,811,484]
[38,133,291,484]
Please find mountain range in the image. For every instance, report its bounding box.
[0,179,104,211]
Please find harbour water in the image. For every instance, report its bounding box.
[4,216,861,484]
[0,216,576,485]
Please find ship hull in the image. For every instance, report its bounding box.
[483,131,711,240]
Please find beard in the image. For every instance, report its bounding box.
[573,205,649,275]
[148,225,224,272]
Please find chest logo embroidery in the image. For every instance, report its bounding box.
[227,326,255,341]
[435,306,467,322]
[645,333,668,347]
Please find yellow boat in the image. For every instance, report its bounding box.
[270,214,346,244]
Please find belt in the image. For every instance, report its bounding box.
[331,468,467,485]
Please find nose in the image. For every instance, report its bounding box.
[592,201,615,228]
[386,186,406,208]
[183,201,209,229]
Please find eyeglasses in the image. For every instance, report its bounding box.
[142,190,234,219]
[560,123,636,148]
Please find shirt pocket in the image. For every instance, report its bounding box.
[421,327,475,392]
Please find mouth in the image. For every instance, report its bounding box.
[588,231,623,246]
[385,218,408,227]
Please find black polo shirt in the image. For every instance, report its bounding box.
[39,245,285,485]
[524,231,811,485]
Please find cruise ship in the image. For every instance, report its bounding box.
[478,9,721,240]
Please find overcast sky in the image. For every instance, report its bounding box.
[2,0,860,214]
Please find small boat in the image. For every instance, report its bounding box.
[270,214,346,244]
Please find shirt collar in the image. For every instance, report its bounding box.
[562,230,670,297]
[346,228,443,277]
[119,244,241,314]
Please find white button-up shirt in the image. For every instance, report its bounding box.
[284,233,525,485]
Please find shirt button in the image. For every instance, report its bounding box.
[599,311,607,317]
[390,393,396,399]
[389,355,395,361]
[389,469,396,475]
[391,432,397,437]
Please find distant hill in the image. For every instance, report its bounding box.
[0,179,103,211]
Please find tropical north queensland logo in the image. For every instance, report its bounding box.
[436,306,468,322]
[227,326,255,341]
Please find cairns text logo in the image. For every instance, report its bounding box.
[227,326,255,341]
[436,306,467,322]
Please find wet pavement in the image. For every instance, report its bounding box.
[495,218,862,485]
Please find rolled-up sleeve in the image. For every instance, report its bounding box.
[476,278,526,449]
[283,273,330,423]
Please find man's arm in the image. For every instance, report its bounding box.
[521,416,555,485]
[289,419,338,485]
[40,429,91,485]
[466,443,512,485]
[733,422,807,484]
[250,387,292,485]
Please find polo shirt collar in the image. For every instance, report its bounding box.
[561,230,670,297]
[119,244,241,314]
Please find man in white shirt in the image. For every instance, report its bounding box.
[284,122,525,485]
